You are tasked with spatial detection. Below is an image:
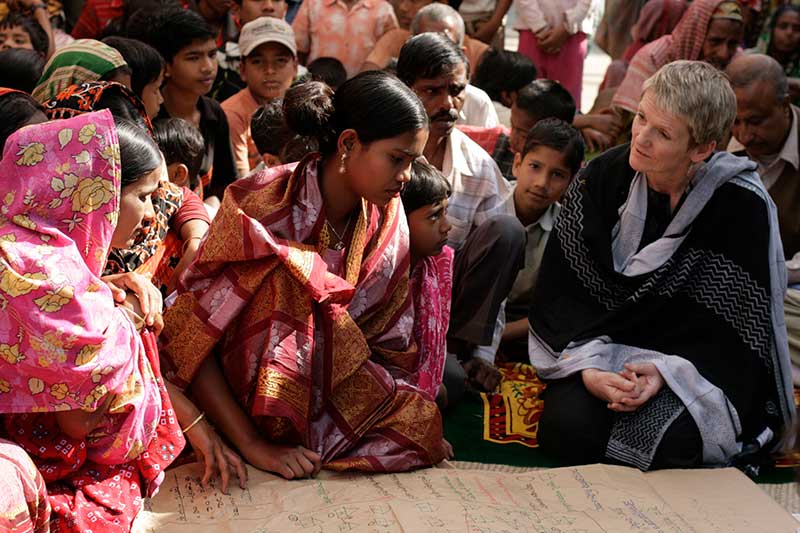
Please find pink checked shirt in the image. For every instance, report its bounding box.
[292,0,398,78]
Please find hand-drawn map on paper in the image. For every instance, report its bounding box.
[133,462,797,532]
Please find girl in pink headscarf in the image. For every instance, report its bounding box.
[0,110,183,532]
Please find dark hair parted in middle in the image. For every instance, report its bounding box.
[283,71,429,156]
[102,36,165,98]
[521,118,585,175]
[115,117,163,186]
[402,159,451,215]
[396,32,468,86]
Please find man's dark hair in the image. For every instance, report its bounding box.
[516,79,576,123]
[0,13,48,56]
[103,36,165,98]
[307,57,347,90]
[402,159,451,215]
[521,118,585,175]
[153,117,205,189]
[0,48,45,93]
[396,32,468,86]
[129,7,216,63]
[472,49,536,102]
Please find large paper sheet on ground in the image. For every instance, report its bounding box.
[133,462,797,532]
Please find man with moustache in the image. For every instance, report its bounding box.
[727,54,800,379]
[397,32,524,404]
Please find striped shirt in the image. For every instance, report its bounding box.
[441,127,514,251]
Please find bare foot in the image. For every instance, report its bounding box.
[462,358,501,392]
[243,439,321,479]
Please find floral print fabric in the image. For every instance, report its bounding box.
[0,110,161,465]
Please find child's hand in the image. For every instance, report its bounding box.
[538,23,570,54]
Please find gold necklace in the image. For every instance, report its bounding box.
[325,215,353,251]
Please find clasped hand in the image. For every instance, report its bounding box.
[581,362,664,412]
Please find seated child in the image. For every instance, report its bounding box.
[103,36,165,119]
[0,48,44,93]
[222,16,298,176]
[152,117,215,279]
[154,117,205,192]
[307,56,346,89]
[0,10,52,59]
[250,95,318,171]
[401,159,454,408]
[140,7,239,205]
[499,118,584,360]
[292,0,397,78]
[460,79,575,181]
[214,0,289,101]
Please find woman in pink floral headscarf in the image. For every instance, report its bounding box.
[0,110,184,533]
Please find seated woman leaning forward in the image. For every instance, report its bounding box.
[529,60,796,471]
[0,110,184,532]
[161,72,451,479]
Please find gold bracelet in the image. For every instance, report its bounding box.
[181,412,205,433]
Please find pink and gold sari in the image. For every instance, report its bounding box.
[162,154,445,472]
[0,111,184,532]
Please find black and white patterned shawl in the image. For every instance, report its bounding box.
[528,145,795,470]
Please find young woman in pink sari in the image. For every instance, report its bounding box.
[161,73,451,478]
[0,110,241,533]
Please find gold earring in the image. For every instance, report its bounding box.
[339,152,347,174]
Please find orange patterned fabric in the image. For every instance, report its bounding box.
[161,154,445,472]
[481,363,545,448]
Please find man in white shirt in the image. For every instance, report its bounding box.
[398,32,525,403]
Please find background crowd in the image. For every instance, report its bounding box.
[0,0,799,531]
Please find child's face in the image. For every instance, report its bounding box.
[241,42,297,102]
[141,69,165,119]
[237,0,287,24]
[509,104,537,155]
[512,145,572,221]
[166,39,219,97]
[408,198,451,258]
[0,25,33,51]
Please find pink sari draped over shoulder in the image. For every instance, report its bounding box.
[161,154,446,472]
[0,111,184,532]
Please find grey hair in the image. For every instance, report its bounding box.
[410,3,465,45]
[642,60,736,146]
[726,53,789,102]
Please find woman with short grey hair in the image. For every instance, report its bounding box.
[529,60,795,471]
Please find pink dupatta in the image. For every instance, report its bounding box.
[0,111,161,465]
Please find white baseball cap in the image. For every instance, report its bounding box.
[239,17,297,58]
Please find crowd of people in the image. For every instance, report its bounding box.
[0,0,798,530]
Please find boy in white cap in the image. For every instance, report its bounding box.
[222,16,298,176]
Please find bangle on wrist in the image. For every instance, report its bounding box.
[31,2,47,10]
[181,412,205,433]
